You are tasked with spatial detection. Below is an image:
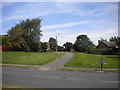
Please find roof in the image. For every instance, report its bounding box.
[102,41,117,47]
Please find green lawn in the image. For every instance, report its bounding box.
[2,52,65,65]
[64,52,120,68]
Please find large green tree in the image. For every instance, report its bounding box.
[48,37,57,51]
[3,18,42,52]
[19,18,42,52]
[73,34,94,52]
[63,42,73,51]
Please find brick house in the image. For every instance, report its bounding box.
[0,45,6,52]
[96,41,119,49]
[0,45,2,52]
[46,42,51,51]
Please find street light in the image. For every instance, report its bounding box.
[56,33,60,52]
[55,30,60,59]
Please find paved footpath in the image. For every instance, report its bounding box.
[39,53,74,70]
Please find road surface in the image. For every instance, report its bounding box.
[2,67,119,88]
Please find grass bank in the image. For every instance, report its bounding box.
[64,52,120,68]
[1,85,31,88]
[2,52,65,65]
[1,64,34,68]
[59,68,120,72]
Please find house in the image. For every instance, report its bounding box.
[0,45,6,52]
[96,41,119,49]
[0,45,2,52]
[43,42,51,51]
[45,42,51,51]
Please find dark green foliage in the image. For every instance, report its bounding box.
[110,36,120,48]
[86,45,96,54]
[2,18,42,52]
[6,25,26,51]
[91,48,113,55]
[63,42,73,51]
[48,37,57,51]
[2,35,12,51]
[40,42,48,52]
[19,18,42,52]
[57,46,64,51]
[73,34,94,52]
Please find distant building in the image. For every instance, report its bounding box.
[46,42,51,51]
[96,41,119,49]
[0,45,2,52]
[43,42,51,51]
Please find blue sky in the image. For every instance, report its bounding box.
[2,2,118,45]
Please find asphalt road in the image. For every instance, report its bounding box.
[2,67,119,88]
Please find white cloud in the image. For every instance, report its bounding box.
[2,2,118,23]
[41,21,88,30]
[2,3,54,22]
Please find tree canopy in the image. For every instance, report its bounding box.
[2,18,42,52]
[63,42,73,51]
[48,37,57,51]
[110,36,120,48]
[73,34,94,52]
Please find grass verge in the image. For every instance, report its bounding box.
[64,52,120,68]
[2,52,65,65]
[1,85,31,88]
[58,68,120,72]
[0,64,34,68]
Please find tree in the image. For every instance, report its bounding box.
[2,18,42,52]
[73,34,94,52]
[7,25,26,51]
[110,36,120,48]
[48,37,57,51]
[57,46,64,52]
[2,35,12,51]
[40,42,48,52]
[18,18,42,52]
[63,42,73,51]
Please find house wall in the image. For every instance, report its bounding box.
[46,42,51,51]
[0,45,2,52]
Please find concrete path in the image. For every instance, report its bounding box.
[39,53,74,70]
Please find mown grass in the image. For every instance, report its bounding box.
[64,52,120,68]
[2,52,65,65]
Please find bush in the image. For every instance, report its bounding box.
[91,48,114,55]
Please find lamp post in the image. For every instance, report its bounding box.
[56,33,60,52]
[55,29,60,60]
